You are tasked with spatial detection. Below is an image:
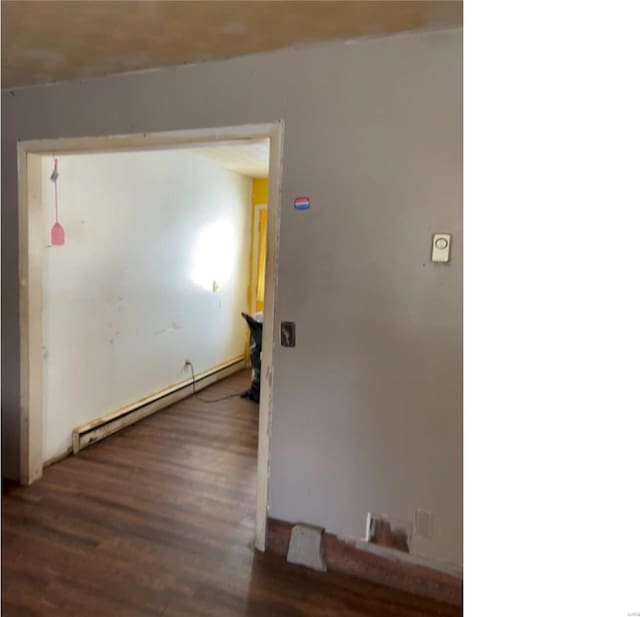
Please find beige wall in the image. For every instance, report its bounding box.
[1,28,462,567]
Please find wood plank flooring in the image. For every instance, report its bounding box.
[2,370,460,616]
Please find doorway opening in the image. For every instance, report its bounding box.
[17,123,283,551]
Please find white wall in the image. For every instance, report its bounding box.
[1,28,462,568]
[40,150,251,461]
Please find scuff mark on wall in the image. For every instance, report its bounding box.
[153,322,181,336]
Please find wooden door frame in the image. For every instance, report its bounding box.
[16,121,284,551]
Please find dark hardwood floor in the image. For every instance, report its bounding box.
[2,370,460,617]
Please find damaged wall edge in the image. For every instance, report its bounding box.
[266,517,462,608]
[350,538,463,580]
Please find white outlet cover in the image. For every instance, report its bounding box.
[432,233,451,263]
[414,509,433,539]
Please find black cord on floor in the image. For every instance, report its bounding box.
[187,362,246,404]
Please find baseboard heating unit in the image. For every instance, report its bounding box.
[72,356,246,454]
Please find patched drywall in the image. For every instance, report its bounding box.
[1,29,462,568]
[39,150,251,461]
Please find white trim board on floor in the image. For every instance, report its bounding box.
[16,122,285,552]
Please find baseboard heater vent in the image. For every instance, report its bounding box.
[72,356,246,454]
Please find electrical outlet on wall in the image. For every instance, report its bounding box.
[414,509,433,539]
[409,509,434,559]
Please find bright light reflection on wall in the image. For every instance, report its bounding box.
[190,221,236,291]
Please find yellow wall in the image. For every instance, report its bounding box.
[246,178,269,356]
[251,178,269,207]
[256,209,268,312]
[248,178,269,311]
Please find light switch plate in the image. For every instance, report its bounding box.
[431,233,451,263]
[281,321,296,347]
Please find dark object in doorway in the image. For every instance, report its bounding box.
[241,312,262,402]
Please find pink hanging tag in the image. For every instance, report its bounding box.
[50,157,65,246]
[51,222,65,246]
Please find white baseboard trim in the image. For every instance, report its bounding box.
[72,356,247,455]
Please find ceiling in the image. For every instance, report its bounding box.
[1,1,463,89]
[195,139,270,179]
